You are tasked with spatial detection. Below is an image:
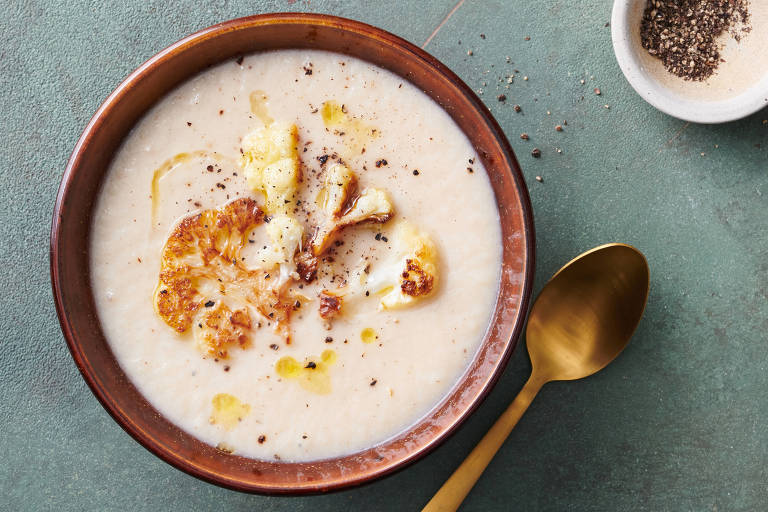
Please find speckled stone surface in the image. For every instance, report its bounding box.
[2,1,767,510]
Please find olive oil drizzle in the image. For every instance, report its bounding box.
[275,349,337,394]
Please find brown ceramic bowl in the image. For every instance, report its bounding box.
[50,13,534,494]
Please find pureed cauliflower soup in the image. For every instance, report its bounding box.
[90,50,502,461]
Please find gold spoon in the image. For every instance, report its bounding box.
[423,243,650,512]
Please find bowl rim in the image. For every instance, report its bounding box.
[611,0,768,124]
[50,12,535,494]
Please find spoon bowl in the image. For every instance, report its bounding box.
[527,243,649,382]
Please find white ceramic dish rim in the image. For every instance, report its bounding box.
[611,0,768,124]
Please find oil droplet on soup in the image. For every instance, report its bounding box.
[320,100,377,157]
[275,356,302,378]
[209,393,251,430]
[320,100,347,125]
[275,349,337,394]
[249,90,274,127]
[361,327,377,344]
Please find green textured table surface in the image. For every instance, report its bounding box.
[2,1,767,510]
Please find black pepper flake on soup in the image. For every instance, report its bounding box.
[325,336,333,343]
[270,344,279,350]
[305,361,317,369]
[375,159,388,167]
[204,300,215,307]
[317,154,329,165]
[206,165,214,172]
[467,167,474,173]
[235,56,244,65]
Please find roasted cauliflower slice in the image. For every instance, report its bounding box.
[154,198,295,357]
[240,123,304,281]
[363,220,438,310]
[311,163,394,256]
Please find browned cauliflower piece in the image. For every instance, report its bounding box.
[362,220,438,310]
[193,303,252,358]
[317,289,343,327]
[310,163,394,256]
[154,198,295,357]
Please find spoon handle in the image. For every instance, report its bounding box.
[422,374,546,512]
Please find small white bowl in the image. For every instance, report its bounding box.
[611,0,768,124]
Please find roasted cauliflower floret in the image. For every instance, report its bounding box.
[153,198,295,357]
[241,123,304,281]
[311,163,394,256]
[257,215,304,271]
[363,220,438,310]
[240,123,300,214]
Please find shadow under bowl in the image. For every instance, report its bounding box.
[50,13,535,494]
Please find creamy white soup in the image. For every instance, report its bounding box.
[90,49,502,461]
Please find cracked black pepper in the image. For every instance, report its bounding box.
[640,0,751,81]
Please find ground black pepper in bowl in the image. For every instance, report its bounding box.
[640,0,751,81]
